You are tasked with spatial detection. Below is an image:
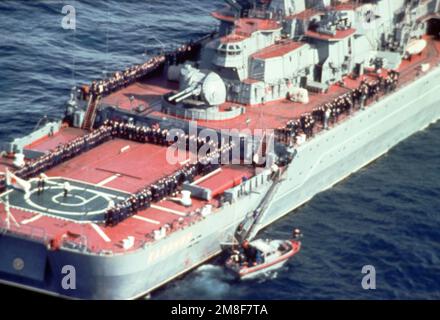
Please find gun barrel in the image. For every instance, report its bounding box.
[169,86,195,101]
[175,91,195,103]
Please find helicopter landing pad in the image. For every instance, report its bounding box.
[0,178,129,222]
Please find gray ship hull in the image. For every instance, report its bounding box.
[262,65,440,229]
[1,65,440,299]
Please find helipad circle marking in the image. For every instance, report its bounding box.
[25,186,113,216]
[2,177,129,222]
[52,193,87,206]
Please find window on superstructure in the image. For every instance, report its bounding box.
[219,43,242,57]
[218,44,228,56]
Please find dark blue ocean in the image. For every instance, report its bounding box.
[0,0,439,300]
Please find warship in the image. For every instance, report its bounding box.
[1,0,440,299]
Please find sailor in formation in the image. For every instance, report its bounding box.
[105,136,234,227]
[12,125,113,183]
[0,68,400,227]
[277,70,400,145]
[86,55,166,99]
[81,41,196,100]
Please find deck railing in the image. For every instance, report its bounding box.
[0,220,48,244]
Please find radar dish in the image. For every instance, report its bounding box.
[202,72,227,106]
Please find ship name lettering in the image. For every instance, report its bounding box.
[148,233,193,264]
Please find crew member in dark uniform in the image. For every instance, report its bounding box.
[242,240,258,266]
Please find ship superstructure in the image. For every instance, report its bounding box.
[1,0,440,299]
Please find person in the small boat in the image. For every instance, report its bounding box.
[242,240,259,266]
[293,228,302,239]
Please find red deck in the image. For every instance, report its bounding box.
[1,36,439,254]
[44,138,188,193]
[235,18,281,36]
[286,8,322,21]
[150,84,349,132]
[252,40,305,60]
[305,28,356,41]
[150,37,440,133]
[101,77,178,112]
[0,134,254,253]
[198,165,254,198]
[221,18,281,44]
[26,127,86,153]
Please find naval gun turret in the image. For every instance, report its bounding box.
[168,65,227,106]
[163,64,245,121]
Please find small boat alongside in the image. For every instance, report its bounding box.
[223,171,302,280]
[225,238,301,280]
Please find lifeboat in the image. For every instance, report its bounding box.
[225,239,301,279]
